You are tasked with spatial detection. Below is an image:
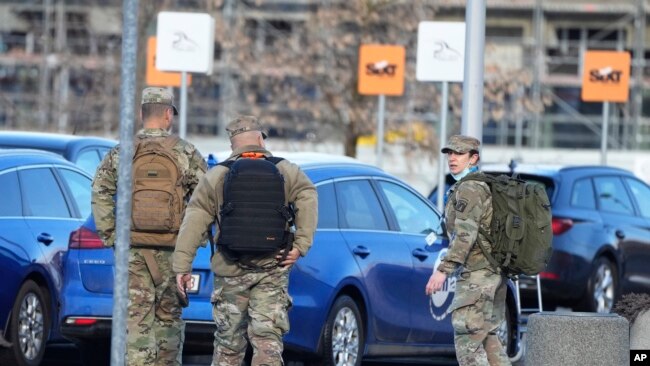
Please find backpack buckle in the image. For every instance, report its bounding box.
[512,216,521,229]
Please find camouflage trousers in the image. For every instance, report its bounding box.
[127,248,185,366]
[211,265,292,366]
[450,268,510,366]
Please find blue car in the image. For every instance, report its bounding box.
[0,131,116,175]
[430,163,650,314]
[60,153,520,365]
[0,149,93,366]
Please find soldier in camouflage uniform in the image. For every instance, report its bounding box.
[173,116,318,366]
[92,87,207,366]
[425,135,510,366]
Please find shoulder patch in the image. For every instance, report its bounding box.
[455,199,468,212]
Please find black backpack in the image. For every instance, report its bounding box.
[460,173,553,277]
[212,156,295,267]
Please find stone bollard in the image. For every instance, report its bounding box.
[631,309,650,350]
[525,312,629,366]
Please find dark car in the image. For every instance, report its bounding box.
[429,163,650,313]
[60,153,521,365]
[0,131,116,175]
[0,149,93,366]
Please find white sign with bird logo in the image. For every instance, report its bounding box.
[416,21,466,82]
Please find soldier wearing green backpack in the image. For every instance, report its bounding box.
[425,135,511,366]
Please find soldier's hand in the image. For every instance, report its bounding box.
[425,270,447,295]
[277,248,300,267]
[176,273,192,296]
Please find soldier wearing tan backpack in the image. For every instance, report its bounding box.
[91,87,207,366]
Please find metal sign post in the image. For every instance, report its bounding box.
[376,95,386,167]
[112,0,138,365]
[601,101,610,165]
[416,21,465,211]
[180,71,188,138]
[461,1,486,139]
[437,81,449,211]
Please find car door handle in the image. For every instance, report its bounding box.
[412,248,429,260]
[37,233,54,245]
[352,246,370,258]
[615,230,625,239]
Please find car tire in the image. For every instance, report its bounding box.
[77,340,110,366]
[582,256,618,313]
[0,280,50,366]
[321,295,364,366]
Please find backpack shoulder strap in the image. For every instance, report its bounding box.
[266,156,284,165]
[161,135,181,150]
[218,160,235,168]
[457,173,504,272]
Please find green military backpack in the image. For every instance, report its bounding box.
[461,173,553,277]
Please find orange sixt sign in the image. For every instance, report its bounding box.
[358,45,405,96]
[581,51,630,102]
[146,37,192,87]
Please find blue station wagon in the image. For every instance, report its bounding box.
[60,153,521,365]
[0,149,93,366]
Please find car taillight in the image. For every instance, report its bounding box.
[552,217,574,235]
[539,271,560,280]
[69,227,104,249]
[65,318,98,326]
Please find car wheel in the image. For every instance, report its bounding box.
[322,295,364,366]
[584,256,617,313]
[496,300,515,357]
[0,280,50,366]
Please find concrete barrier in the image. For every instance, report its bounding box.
[631,309,650,350]
[525,312,629,366]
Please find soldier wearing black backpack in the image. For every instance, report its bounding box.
[425,135,511,366]
[173,115,318,366]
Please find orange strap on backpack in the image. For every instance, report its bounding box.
[241,152,265,159]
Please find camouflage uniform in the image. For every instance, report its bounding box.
[437,136,510,366]
[92,88,207,366]
[173,116,318,366]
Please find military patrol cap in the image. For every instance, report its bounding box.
[141,87,178,116]
[441,135,481,154]
[226,115,268,139]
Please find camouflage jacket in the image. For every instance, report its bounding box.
[172,145,318,277]
[91,128,207,247]
[437,171,494,274]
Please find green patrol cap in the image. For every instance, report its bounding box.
[141,87,178,116]
[226,115,268,139]
[441,135,481,154]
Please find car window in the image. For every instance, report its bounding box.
[76,149,101,175]
[625,178,650,219]
[378,181,440,235]
[593,176,634,215]
[336,180,388,230]
[0,171,22,216]
[58,168,92,218]
[18,168,71,218]
[570,178,596,210]
[316,183,338,229]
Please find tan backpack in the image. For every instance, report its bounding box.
[130,135,184,248]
